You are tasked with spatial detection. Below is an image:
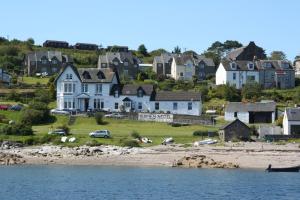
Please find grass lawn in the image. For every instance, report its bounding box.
[19,76,50,85]
[0,110,222,146]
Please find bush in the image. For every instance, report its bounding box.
[95,112,104,125]
[0,123,33,136]
[21,101,51,125]
[56,124,70,135]
[131,131,141,140]
[120,138,140,147]
[86,139,102,147]
[276,116,283,127]
[24,137,40,146]
[40,134,59,144]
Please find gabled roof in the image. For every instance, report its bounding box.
[99,52,140,64]
[122,97,132,102]
[220,60,258,71]
[219,118,250,130]
[285,108,300,121]
[55,64,118,84]
[153,53,174,64]
[256,60,294,70]
[194,55,215,67]
[121,84,154,96]
[153,91,201,101]
[225,101,276,112]
[26,51,66,62]
[173,54,194,65]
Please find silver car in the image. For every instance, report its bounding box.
[89,130,111,138]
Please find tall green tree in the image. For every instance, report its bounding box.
[241,82,262,100]
[138,44,148,56]
[269,51,286,60]
[173,46,181,54]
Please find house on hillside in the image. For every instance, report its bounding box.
[218,119,251,142]
[74,43,98,51]
[98,52,141,79]
[226,41,266,61]
[283,107,300,135]
[153,53,174,77]
[24,51,72,76]
[106,46,129,52]
[225,101,276,124]
[215,60,295,89]
[55,64,202,116]
[216,60,259,89]
[0,68,12,86]
[294,57,300,76]
[171,54,194,81]
[43,40,69,48]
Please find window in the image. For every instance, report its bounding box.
[66,74,72,80]
[70,74,72,79]
[52,59,57,64]
[96,84,102,94]
[188,102,192,110]
[138,102,142,110]
[233,73,236,80]
[64,101,67,109]
[124,62,129,66]
[199,63,205,69]
[157,63,163,67]
[137,90,143,97]
[234,112,237,117]
[248,63,254,70]
[230,62,236,70]
[282,63,289,68]
[115,102,119,109]
[155,102,159,110]
[114,90,119,98]
[101,63,107,68]
[173,102,178,110]
[180,72,184,77]
[264,62,272,68]
[82,84,88,93]
[64,99,74,109]
[64,83,73,93]
[101,102,104,109]
[94,99,101,109]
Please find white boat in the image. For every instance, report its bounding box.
[68,137,76,143]
[61,136,68,143]
[194,138,217,146]
[162,137,174,145]
[141,137,152,144]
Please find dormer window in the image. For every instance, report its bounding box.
[82,71,91,79]
[66,74,72,80]
[230,62,236,70]
[97,71,105,79]
[282,62,290,68]
[264,62,272,68]
[247,62,254,70]
[137,89,143,97]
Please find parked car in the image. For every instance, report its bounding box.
[0,105,10,110]
[104,113,126,118]
[48,129,66,136]
[9,104,23,111]
[50,109,70,115]
[89,130,111,138]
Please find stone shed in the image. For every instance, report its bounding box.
[219,119,251,142]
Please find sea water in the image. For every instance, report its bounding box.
[0,165,299,200]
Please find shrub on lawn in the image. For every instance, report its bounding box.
[95,112,105,125]
[86,139,102,147]
[39,134,59,144]
[131,131,141,140]
[0,122,33,136]
[120,138,140,147]
[21,101,51,125]
[24,137,40,146]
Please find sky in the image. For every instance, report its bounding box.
[1,0,300,60]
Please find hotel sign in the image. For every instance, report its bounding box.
[138,113,173,123]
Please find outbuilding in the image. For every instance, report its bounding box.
[283,108,300,135]
[219,119,251,142]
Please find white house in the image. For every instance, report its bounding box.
[225,101,276,124]
[55,64,202,116]
[283,108,300,135]
[216,60,259,89]
[170,55,194,81]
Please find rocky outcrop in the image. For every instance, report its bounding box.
[174,155,239,169]
[1,141,23,150]
[0,153,25,165]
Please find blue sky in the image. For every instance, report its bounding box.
[1,0,300,60]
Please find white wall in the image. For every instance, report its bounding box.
[283,110,300,135]
[225,111,249,123]
[171,58,194,81]
[216,63,227,85]
[150,101,201,116]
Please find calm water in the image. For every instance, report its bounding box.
[0,165,299,200]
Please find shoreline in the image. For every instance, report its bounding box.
[1,142,300,169]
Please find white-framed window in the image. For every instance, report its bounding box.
[155,102,159,110]
[114,90,119,98]
[233,73,236,80]
[137,90,143,97]
[82,84,88,93]
[188,102,192,110]
[64,99,74,109]
[180,72,184,77]
[230,62,236,70]
[138,102,142,110]
[64,83,73,93]
[115,102,119,109]
[96,84,102,94]
[101,63,107,68]
[173,102,178,110]
[248,63,254,70]
[94,99,102,109]
[70,74,72,79]
[66,74,73,80]
[124,102,131,108]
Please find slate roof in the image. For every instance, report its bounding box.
[153,91,201,101]
[194,55,215,67]
[99,52,140,64]
[256,60,294,70]
[77,68,116,83]
[226,47,245,61]
[26,51,66,62]
[221,60,258,71]
[121,84,154,96]
[219,118,249,130]
[285,108,300,121]
[225,102,276,112]
[153,53,174,63]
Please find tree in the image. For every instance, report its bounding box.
[138,44,148,56]
[173,46,181,54]
[269,51,286,60]
[26,38,35,45]
[137,72,148,81]
[241,82,262,100]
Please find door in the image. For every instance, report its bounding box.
[84,99,89,111]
